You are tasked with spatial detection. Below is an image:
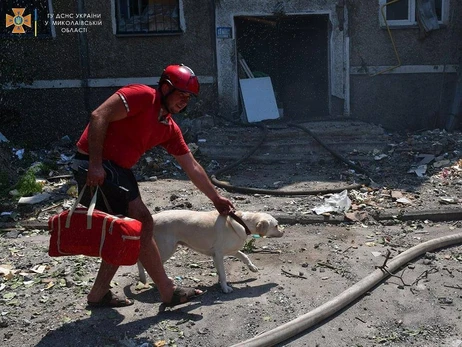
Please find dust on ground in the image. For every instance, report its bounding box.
[0,122,462,347]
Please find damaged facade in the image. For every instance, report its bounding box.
[1,0,461,146]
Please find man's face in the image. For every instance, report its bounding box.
[165,88,192,114]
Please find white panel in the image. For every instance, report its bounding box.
[239,77,279,123]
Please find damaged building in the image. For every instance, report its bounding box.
[0,0,461,146]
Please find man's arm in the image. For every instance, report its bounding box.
[174,152,234,214]
[86,93,127,186]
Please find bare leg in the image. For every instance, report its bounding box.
[128,197,176,303]
[87,259,119,303]
[88,196,201,304]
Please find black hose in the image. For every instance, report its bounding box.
[287,123,371,176]
[209,120,368,195]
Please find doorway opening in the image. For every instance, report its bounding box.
[235,14,329,120]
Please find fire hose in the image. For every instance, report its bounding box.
[230,232,462,347]
[210,122,371,195]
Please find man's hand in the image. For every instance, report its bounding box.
[86,163,106,186]
[212,196,235,215]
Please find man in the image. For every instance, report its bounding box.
[72,64,234,308]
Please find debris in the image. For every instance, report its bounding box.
[18,193,51,205]
[345,211,368,222]
[433,159,451,168]
[312,190,351,215]
[0,132,9,143]
[416,154,435,166]
[31,265,46,274]
[281,268,307,279]
[391,191,403,200]
[408,164,427,177]
[374,154,388,161]
[13,148,24,160]
[396,197,412,205]
[439,197,459,204]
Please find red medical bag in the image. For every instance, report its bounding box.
[48,186,141,266]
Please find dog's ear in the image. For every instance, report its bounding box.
[256,220,269,236]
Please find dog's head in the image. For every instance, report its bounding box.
[237,212,284,238]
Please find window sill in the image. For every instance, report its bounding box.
[380,23,447,30]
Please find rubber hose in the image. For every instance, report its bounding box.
[210,122,366,195]
[288,123,371,177]
[230,232,462,347]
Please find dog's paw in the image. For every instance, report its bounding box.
[221,285,234,293]
[248,264,259,272]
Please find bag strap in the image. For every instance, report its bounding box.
[65,184,113,229]
[86,187,99,229]
[65,184,88,228]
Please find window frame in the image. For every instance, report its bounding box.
[113,0,184,36]
[379,0,450,28]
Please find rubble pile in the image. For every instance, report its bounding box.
[0,125,461,228]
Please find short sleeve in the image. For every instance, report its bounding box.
[161,121,191,156]
[116,84,155,117]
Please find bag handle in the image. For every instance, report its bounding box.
[65,185,113,229]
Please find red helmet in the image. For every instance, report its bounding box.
[159,64,200,96]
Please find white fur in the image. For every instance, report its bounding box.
[138,210,284,293]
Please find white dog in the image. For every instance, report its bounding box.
[137,210,284,293]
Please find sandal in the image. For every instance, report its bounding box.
[87,290,134,308]
[159,287,205,312]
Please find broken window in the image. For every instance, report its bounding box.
[379,0,449,28]
[0,0,53,37]
[115,0,181,35]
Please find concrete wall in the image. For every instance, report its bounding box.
[348,0,462,130]
[1,0,217,146]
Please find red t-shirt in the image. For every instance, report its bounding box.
[76,84,190,168]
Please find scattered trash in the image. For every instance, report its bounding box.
[439,197,459,204]
[433,159,451,168]
[0,212,18,222]
[57,153,74,164]
[374,154,388,161]
[31,265,46,274]
[415,154,435,166]
[408,164,427,177]
[18,193,51,205]
[344,211,369,222]
[396,197,412,205]
[312,190,351,215]
[13,148,24,160]
[0,132,9,143]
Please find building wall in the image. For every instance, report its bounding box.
[1,0,217,146]
[348,0,462,130]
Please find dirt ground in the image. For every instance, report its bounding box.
[1,124,462,347]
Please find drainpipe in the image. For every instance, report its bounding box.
[77,0,91,115]
[446,58,462,131]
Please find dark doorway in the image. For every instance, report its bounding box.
[235,15,329,120]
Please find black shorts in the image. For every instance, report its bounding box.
[72,152,140,215]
